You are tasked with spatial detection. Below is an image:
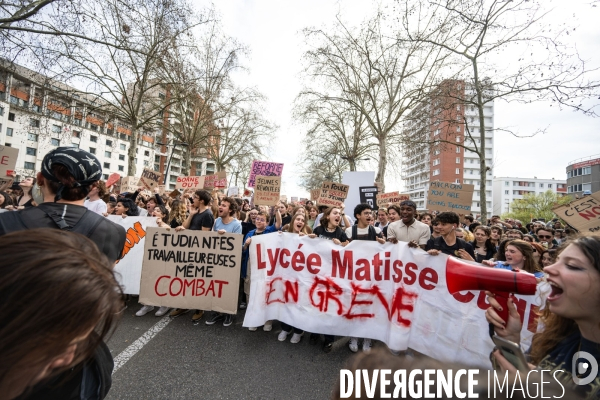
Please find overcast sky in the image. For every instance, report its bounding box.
[211,0,600,197]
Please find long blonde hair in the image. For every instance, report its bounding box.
[287,212,312,235]
[168,200,187,227]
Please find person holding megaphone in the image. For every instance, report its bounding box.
[485,234,600,398]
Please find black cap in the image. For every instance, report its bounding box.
[41,147,102,201]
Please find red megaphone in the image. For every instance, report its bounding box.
[446,257,538,322]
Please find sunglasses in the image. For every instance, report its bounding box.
[538,235,552,239]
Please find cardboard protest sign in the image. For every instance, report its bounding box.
[376,192,410,208]
[139,228,242,314]
[169,189,181,198]
[247,160,284,188]
[310,189,321,201]
[291,196,298,203]
[552,191,600,233]
[175,176,205,190]
[107,216,158,294]
[316,181,349,207]
[121,176,138,193]
[359,186,379,209]
[245,233,548,367]
[0,177,13,191]
[427,181,475,212]
[253,175,281,206]
[138,168,161,191]
[227,187,239,197]
[157,185,166,195]
[203,171,227,190]
[0,145,19,176]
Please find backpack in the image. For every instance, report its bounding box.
[0,204,104,238]
[351,225,378,241]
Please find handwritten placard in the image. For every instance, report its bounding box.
[175,176,205,190]
[316,181,349,208]
[254,175,281,206]
[0,145,19,176]
[247,161,284,188]
[552,191,600,233]
[121,176,138,193]
[0,177,13,191]
[138,168,161,190]
[427,181,475,212]
[204,171,227,190]
[310,189,321,201]
[376,192,410,208]
[139,228,242,313]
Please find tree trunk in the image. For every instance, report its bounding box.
[375,136,387,192]
[127,124,138,176]
[472,60,488,224]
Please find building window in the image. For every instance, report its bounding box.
[505,190,509,194]
[102,174,108,180]
[456,136,461,142]
[120,143,126,151]
[71,143,79,148]
[455,157,461,163]
[434,129,440,136]
[106,140,112,146]
[119,154,125,161]
[26,147,37,156]
[72,130,81,138]
[50,124,60,133]
[89,147,96,154]
[456,147,461,153]
[144,150,149,156]
[51,138,60,146]
[105,151,112,158]
[433,159,440,166]
[27,133,38,142]
[90,135,98,143]
[6,127,13,137]
[8,112,15,121]
[24,161,35,170]
[144,160,149,166]
[433,149,440,156]
[548,184,552,189]
[118,165,124,171]
[583,183,592,192]
[89,124,98,131]
[455,179,460,184]
[432,169,440,176]
[505,181,509,186]
[32,104,41,113]
[456,125,461,132]
[455,168,460,174]
[30,119,40,128]
[0,107,3,115]
[159,93,166,100]
[103,162,110,169]
[206,163,215,174]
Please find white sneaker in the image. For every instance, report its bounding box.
[290,332,303,344]
[278,331,289,341]
[135,305,154,317]
[248,327,257,331]
[362,338,372,352]
[263,320,273,332]
[349,337,359,353]
[155,306,170,317]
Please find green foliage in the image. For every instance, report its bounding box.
[502,190,572,222]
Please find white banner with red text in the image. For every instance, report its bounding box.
[244,233,549,368]
[108,216,158,294]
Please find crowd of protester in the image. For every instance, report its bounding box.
[0,147,598,399]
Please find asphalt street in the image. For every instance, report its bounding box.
[106,297,362,400]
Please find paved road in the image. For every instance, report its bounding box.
[106,297,361,400]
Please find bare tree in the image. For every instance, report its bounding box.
[294,96,376,172]
[400,0,600,221]
[49,0,204,175]
[160,20,249,175]
[298,10,450,190]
